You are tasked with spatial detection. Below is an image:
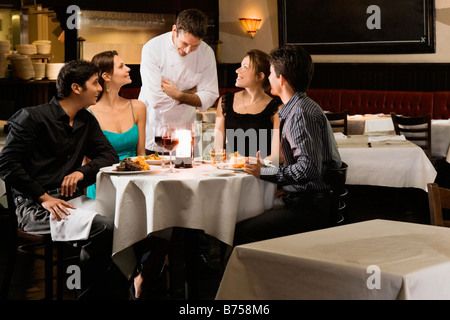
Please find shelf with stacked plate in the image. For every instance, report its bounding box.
[28,54,54,63]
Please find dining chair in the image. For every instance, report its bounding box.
[0,182,79,300]
[325,110,348,136]
[427,183,450,227]
[390,112,432,159]
[324,161,349,225]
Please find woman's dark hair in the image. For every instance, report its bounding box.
[56,60,99,99]
[269,45,314,93]
[176,8,208,39]
[91,50,118,100]
[246,49,270,90]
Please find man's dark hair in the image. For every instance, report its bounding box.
[176,8,208,39]
[56,60,99,99]
[269,45,314,93]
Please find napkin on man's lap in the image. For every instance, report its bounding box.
[50,195,97,241]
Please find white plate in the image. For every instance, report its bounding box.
[202,169,235,177]
[130,156,170,165]
[100,165,161,174]
[215,163,246,171]
[228,167,245,172]
[146,158,170,165]
[385,140,408,145]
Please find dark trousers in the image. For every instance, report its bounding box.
[14,194,129,299]
[233,191,333,246]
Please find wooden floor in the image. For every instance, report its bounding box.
[0,185,432,300]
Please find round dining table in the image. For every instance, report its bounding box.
[95,162,276,279]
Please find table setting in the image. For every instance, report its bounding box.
[334,134,436,190]
[345,114,450,160]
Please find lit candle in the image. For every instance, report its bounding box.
[175,129,192,158]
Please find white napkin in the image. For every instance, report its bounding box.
[348,114,363,119]
[50,195,97,241]
[364,118,395,134]
[368,135,406,142]
[333,132,347,140]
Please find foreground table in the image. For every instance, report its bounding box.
[95,163,276,279]
[336,135,436,191]
[216,219,450,300]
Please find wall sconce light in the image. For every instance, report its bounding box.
[239,18,262,38]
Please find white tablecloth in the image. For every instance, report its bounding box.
[347,114,394,136]
[347,115,450,160]
[216,219,450,300]
[95,164,276,278]
[431,119,450,161]
[336,135,437,191]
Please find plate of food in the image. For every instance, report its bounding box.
[142,153,170,165]
[100,157,160,174]
[228,152,245,169]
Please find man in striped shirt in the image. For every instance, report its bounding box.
[234,45,342,245]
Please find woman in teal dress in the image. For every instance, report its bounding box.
[86,51,169,301]
[85,50,146,199]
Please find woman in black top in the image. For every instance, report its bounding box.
[214,49,282,160]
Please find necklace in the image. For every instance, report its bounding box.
[241,91,265,109]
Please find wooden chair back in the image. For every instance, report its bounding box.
[390,112,432,159]
[326,110,348,135]
[427,183,450,227]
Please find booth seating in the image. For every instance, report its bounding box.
[119,87,450,120]
[307,89,450,119]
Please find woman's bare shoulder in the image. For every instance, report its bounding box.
[131,99,146,110]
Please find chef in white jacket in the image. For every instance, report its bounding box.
[139,8,219,154]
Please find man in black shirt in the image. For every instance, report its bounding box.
[0,60,128,299]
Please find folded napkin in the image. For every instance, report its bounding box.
[348,114,363,119]
[333,132,347,139]
[368,135,406,142]
[50,195,97,241]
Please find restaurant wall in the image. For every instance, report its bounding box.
[218,0,278,63]
[219,0,450,64]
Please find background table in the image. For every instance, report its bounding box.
[95,164,276,278]
[347,115,450,160]
[431,119,450,161]
[216,219,450,300]
[336,135,437,191]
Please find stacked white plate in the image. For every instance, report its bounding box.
[32,62,46,80]
[16,44,37,55]
[32,40,52,54]
[9,54,35,80]
[0,40,10,78]
[46,63,64,80]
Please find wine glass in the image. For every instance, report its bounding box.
[192,121,202,165]
[154,124,166,168]
[162,125,179,173]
